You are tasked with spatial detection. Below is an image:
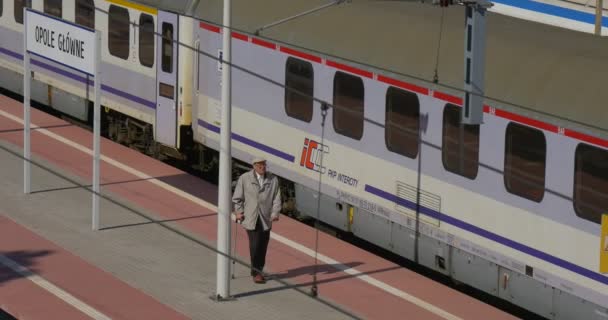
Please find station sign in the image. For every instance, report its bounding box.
[25,9,96,75]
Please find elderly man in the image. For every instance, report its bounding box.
[232,157,281,284]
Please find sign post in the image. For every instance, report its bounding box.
[24,9,101,230]
[23,9,31,195]
[216,0,233,301]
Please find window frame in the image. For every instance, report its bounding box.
[441,103,480,179]
[161,22,173,73]
[385,86,420,159]
[75,0,95,29]
[504,122,547,202]
[573,143,608,224]
[14,0,31,25]
[284,57,314,123]
[138,13,154,68]
[44,0,62,18]
[332,71,364,140]
[108,4,130,60]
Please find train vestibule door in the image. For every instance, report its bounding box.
[155,11,178,147]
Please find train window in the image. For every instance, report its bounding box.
[574,144,608,224]
[385,87,419,158]
[44,0,62,18]
[14,0,31,24]
[333,71,364,140]
[442,104,479,179]
[161,23,173,73]
[108,5,129,60]
[285,57,313,123]
[75,0,95,29]
[504,122,546,202]
[138,14,154,68]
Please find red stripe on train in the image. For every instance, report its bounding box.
[232,32,248,42]
[326,60,373,79]
[199,22,220,33]
[279,47,322,63]
[252,38,277,50]
[494,109,558,133]
[194,23,608,149]
[433,91,462,105]
[377,75,428,95]
[565,129,608,148]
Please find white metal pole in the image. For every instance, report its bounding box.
[23,8,31,195]
[462,4,487,125]
[595,0,603,35]
[92,31,101,231]
[216,0,232,299]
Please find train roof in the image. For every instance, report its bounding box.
[138,0,608,139]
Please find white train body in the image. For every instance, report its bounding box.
[193,23,608,317]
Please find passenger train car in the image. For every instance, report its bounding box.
[0,0,607,318]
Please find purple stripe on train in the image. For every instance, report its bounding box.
[197,119,295,163]
[0,47,156,110]
[364,184,608,286]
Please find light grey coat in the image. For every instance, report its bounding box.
[232,170,282,231]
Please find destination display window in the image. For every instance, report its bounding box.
[574,143,608,224]
[108,4,129,60]
[504,122,546,202]
[44,0,61,18]
[138,13,154,67]
[75,0,95,29]
[385,86,420,159]
[442,104,480,179]
[285,57,313,123]
[333,71,364,140]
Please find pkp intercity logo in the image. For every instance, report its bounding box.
[300,138,329,173]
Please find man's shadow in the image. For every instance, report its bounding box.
[0,250,53,286]
[272,261,363,280]
[233,261,401,299]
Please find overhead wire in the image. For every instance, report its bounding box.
[88,0,608,136]
[433,7,446,84]
[181,11,608,137]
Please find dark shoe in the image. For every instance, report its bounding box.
[253,274,266,284]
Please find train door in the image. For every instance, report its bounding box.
[155,11,178,147]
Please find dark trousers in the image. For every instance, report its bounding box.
[246,217,270,276]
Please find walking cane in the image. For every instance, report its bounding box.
[231,214,239,279]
